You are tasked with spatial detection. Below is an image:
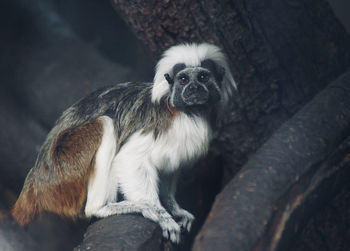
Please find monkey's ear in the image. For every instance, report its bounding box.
[164,73,174,85]
[201,59,225,83]
[164,63,186,86]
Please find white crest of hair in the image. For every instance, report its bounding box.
[152,42,237,107]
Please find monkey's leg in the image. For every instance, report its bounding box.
[98,135,182,243]
[84,116,118,216]
[159,171,194,232]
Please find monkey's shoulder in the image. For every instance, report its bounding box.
[52,82,153,126]
[74,82,153,114]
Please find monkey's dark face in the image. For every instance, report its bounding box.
[165,62,224,111]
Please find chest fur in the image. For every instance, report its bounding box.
[150,113,211,171]
[113,113,211,175]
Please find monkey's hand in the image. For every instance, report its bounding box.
[173,208,195,232]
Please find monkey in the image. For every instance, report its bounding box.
[11,43,236,243]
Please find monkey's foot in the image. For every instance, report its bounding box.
[140,205,181,243]
[174,209,194,232]
[159,217,181,244]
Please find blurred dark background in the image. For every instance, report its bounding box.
[0,0,349,250]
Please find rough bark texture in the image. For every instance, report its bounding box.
[193,71,350,250]
[291,179,350,251]
[75,215,163,251]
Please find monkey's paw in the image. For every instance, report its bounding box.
[159,217,181,244]
[174,209,195,232]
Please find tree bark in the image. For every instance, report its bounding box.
[75,215,166,251]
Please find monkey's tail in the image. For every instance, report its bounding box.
[11,186,40,227]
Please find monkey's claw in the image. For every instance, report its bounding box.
[160,218,181,244]
[175,209,195,232]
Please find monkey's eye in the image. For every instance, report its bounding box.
[178,74,189,85]
[198,72,209,83]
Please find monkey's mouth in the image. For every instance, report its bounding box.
[182,83,209,105]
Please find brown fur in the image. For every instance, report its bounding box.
[11,119,104,226]
[168,105,179,120]
[11,184,41,226]
[39,171,92,217]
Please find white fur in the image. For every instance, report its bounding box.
[112,133,160,202]
[152,43,237,107]
[152,112,211,172]
[112,112,210,202]
[84,116,117,216]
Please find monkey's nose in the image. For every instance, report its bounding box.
[188,83,204,92]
